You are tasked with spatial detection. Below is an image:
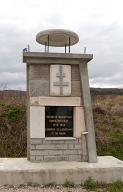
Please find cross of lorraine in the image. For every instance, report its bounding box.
[53,65,69,96]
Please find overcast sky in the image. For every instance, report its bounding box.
[0,0,123,90]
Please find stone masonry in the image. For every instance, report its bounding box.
[28,64,81,97]
[30,138,87,161]
[23,52,97,162]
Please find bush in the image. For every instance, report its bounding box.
[2,105,25,123]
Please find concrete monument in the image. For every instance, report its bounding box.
[23,29,97,162]
[0,29,122,186]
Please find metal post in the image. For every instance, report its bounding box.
[65,44,66,53]
[69,37,70,53]
[45,42,47,53]
[47,35,49,52]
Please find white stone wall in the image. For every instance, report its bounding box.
[30,97,86,139]
[30,106,45,138]
[30,138,87,161]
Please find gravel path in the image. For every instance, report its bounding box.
[0,186,88,192]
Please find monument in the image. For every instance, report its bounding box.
[0,29,123,187]
[23,29,97,163]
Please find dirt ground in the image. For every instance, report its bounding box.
[0,186,88,192]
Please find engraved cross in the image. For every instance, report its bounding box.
[53,65,69,95]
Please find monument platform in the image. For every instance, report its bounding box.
[0,156,123,185]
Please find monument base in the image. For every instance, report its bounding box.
[0,156,123,185]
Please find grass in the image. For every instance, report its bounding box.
[93,95,123,161]
[107,181,123,192]
[0,102,26,157]
[63,179,74,187]
[111,118,121,128]
[3,180,123,191]
[83,177,99,191]
[82,178,123,192]
[44,182,56,187]
[26,182,41,187]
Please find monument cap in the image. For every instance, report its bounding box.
[36,29,79,47]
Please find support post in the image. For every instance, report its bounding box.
[79,62,97,163]
[69,37,70,53]
[45,42,47,53]
[65,44,66,53]
[47,35,49,52]
[26,64,30,160]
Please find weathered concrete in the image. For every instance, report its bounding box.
[0,156,123,185]
[23,53,93,67]
[71,80,81,97]
[30,138,84,162]
[24,51,95,162]
[30,97,82,106]
[29,64,49,80]
[29,79,49,97]
[74,107,86,138]
[30,106,45,138]
[26,64,30,160]
[71,65,80,81]
[36,29,79,46]
[79,62,97,163]
[23,52,93,63]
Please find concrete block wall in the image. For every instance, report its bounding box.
[71,65,81,97]
[28,64,82,97]
[24,53,97,163]
[29,64,50,97]
[30,138,88,161]
[28,63,87,162]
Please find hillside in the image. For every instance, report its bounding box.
[91,88,123,96]
[0,90,26,157]
[0,89,123,159]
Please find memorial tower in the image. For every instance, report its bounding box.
[23,29,97,162]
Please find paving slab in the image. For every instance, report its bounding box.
[0,156,123,185]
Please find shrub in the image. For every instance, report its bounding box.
[63,179,74,188]
[111,118,121,128]
[83,177,98,190]
[2,105,25,123]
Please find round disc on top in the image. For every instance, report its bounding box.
[36,29,79,47]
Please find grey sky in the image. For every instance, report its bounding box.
[0,0,123,90]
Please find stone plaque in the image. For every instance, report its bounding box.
[50,65,71,96]
[45,106,73,137]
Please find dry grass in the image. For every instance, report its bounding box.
[0,90,26,157]
[93,95,123,159]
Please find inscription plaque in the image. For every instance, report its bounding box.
[45,106,73,137]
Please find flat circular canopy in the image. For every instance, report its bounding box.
[36,29,79,47]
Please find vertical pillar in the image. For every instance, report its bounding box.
[26,64,30,160]
[79,62,97,163]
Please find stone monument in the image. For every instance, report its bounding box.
[23,29,97,163]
